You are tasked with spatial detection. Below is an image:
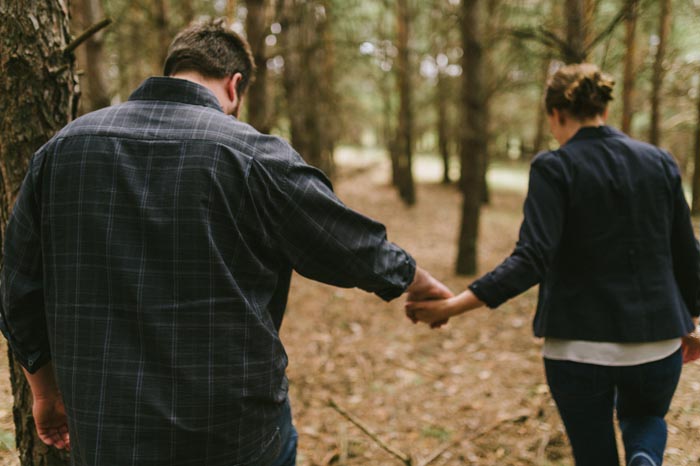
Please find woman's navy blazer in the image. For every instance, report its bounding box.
[469,126,699,342]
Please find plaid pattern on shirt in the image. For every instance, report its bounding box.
[0,77,415,466]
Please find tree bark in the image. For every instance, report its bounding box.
[456,0,487,275]
[279,0,335,176]
[691,76,700,215]
[395,0,416,205]
[73,0,111,112]
[244,0,271,133]
[621,0,639,136]
[649,0,671,146]
[564,0,595,63]
[0,0,77,464]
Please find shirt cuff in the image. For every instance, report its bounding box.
[375,254,416,302]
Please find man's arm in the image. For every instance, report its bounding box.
[251,149,434,301]
[0,156,52,372]
[23,363,70,450]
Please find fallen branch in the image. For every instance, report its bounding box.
[63,18,112,55]
[328,398,413,466]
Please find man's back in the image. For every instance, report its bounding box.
[2,76,415,465]
[33,77,293,465]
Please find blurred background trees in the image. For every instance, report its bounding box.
[51,0,700,268]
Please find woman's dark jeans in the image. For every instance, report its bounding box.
[544,348,682,466]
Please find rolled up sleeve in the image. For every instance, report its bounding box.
[0,156,50,373]
[250,149,415,301]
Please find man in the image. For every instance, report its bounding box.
[0,21,450,466]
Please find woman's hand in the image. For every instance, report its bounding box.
[405,289,485,328]
[682,318,700,364]
[405,297,457,327]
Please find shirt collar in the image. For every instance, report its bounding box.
[128,77,223,112]
[565,125,626,145]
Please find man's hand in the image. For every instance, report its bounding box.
[406,267,452,302]
[406,289,485,329]
[22,363,70,450]
[33,394,70,450]
[405,296,457,327]
[404,267,453,327]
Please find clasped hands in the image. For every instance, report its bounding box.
[404,267,482,328]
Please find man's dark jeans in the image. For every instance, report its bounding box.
[544,348,682,466]
[240,398,297,466]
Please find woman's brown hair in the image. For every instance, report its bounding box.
[545,63,615,120]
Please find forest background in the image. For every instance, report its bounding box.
[1,0,700,465]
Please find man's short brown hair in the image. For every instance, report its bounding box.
[163,20,256,95]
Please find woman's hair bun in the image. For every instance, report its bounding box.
[545,63,615,119]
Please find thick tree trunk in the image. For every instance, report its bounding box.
[649,0,671,146]
[279,0,334,176]
[621,0,639,136]
[244,0,271,133]
[0,0,77,464]
[691,77,700,215]
[395,0,416,205]
[456,0,487,275]
[73,0,111,112]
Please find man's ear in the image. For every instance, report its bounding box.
[227,73,244,107]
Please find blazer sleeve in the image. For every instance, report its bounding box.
[468,152,567,308]
[666,153,700,317]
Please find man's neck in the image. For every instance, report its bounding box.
[170,72,228,112]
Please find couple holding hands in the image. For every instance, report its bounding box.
[1,19,697,466]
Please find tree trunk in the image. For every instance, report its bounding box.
[153,0,171,73]
[456,0,487,275]
[73,0,111,112]
[621,0,639,136]
[182,0,196,24]
[564,0,595,63]
[436,71,451,184]
[649,0,671,146]
[532,58,551,157]
[691,76,700,215]
[0,0,77,464]
[244,0,271,133]
[279,0,334,176]
[395,0,416,205]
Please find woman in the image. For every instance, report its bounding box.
[406,63,700,466]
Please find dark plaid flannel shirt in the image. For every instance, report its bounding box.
[0,77,415,466]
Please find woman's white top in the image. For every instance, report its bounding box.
[543,338,681,366]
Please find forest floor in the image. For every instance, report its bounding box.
[0,153,699,465]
